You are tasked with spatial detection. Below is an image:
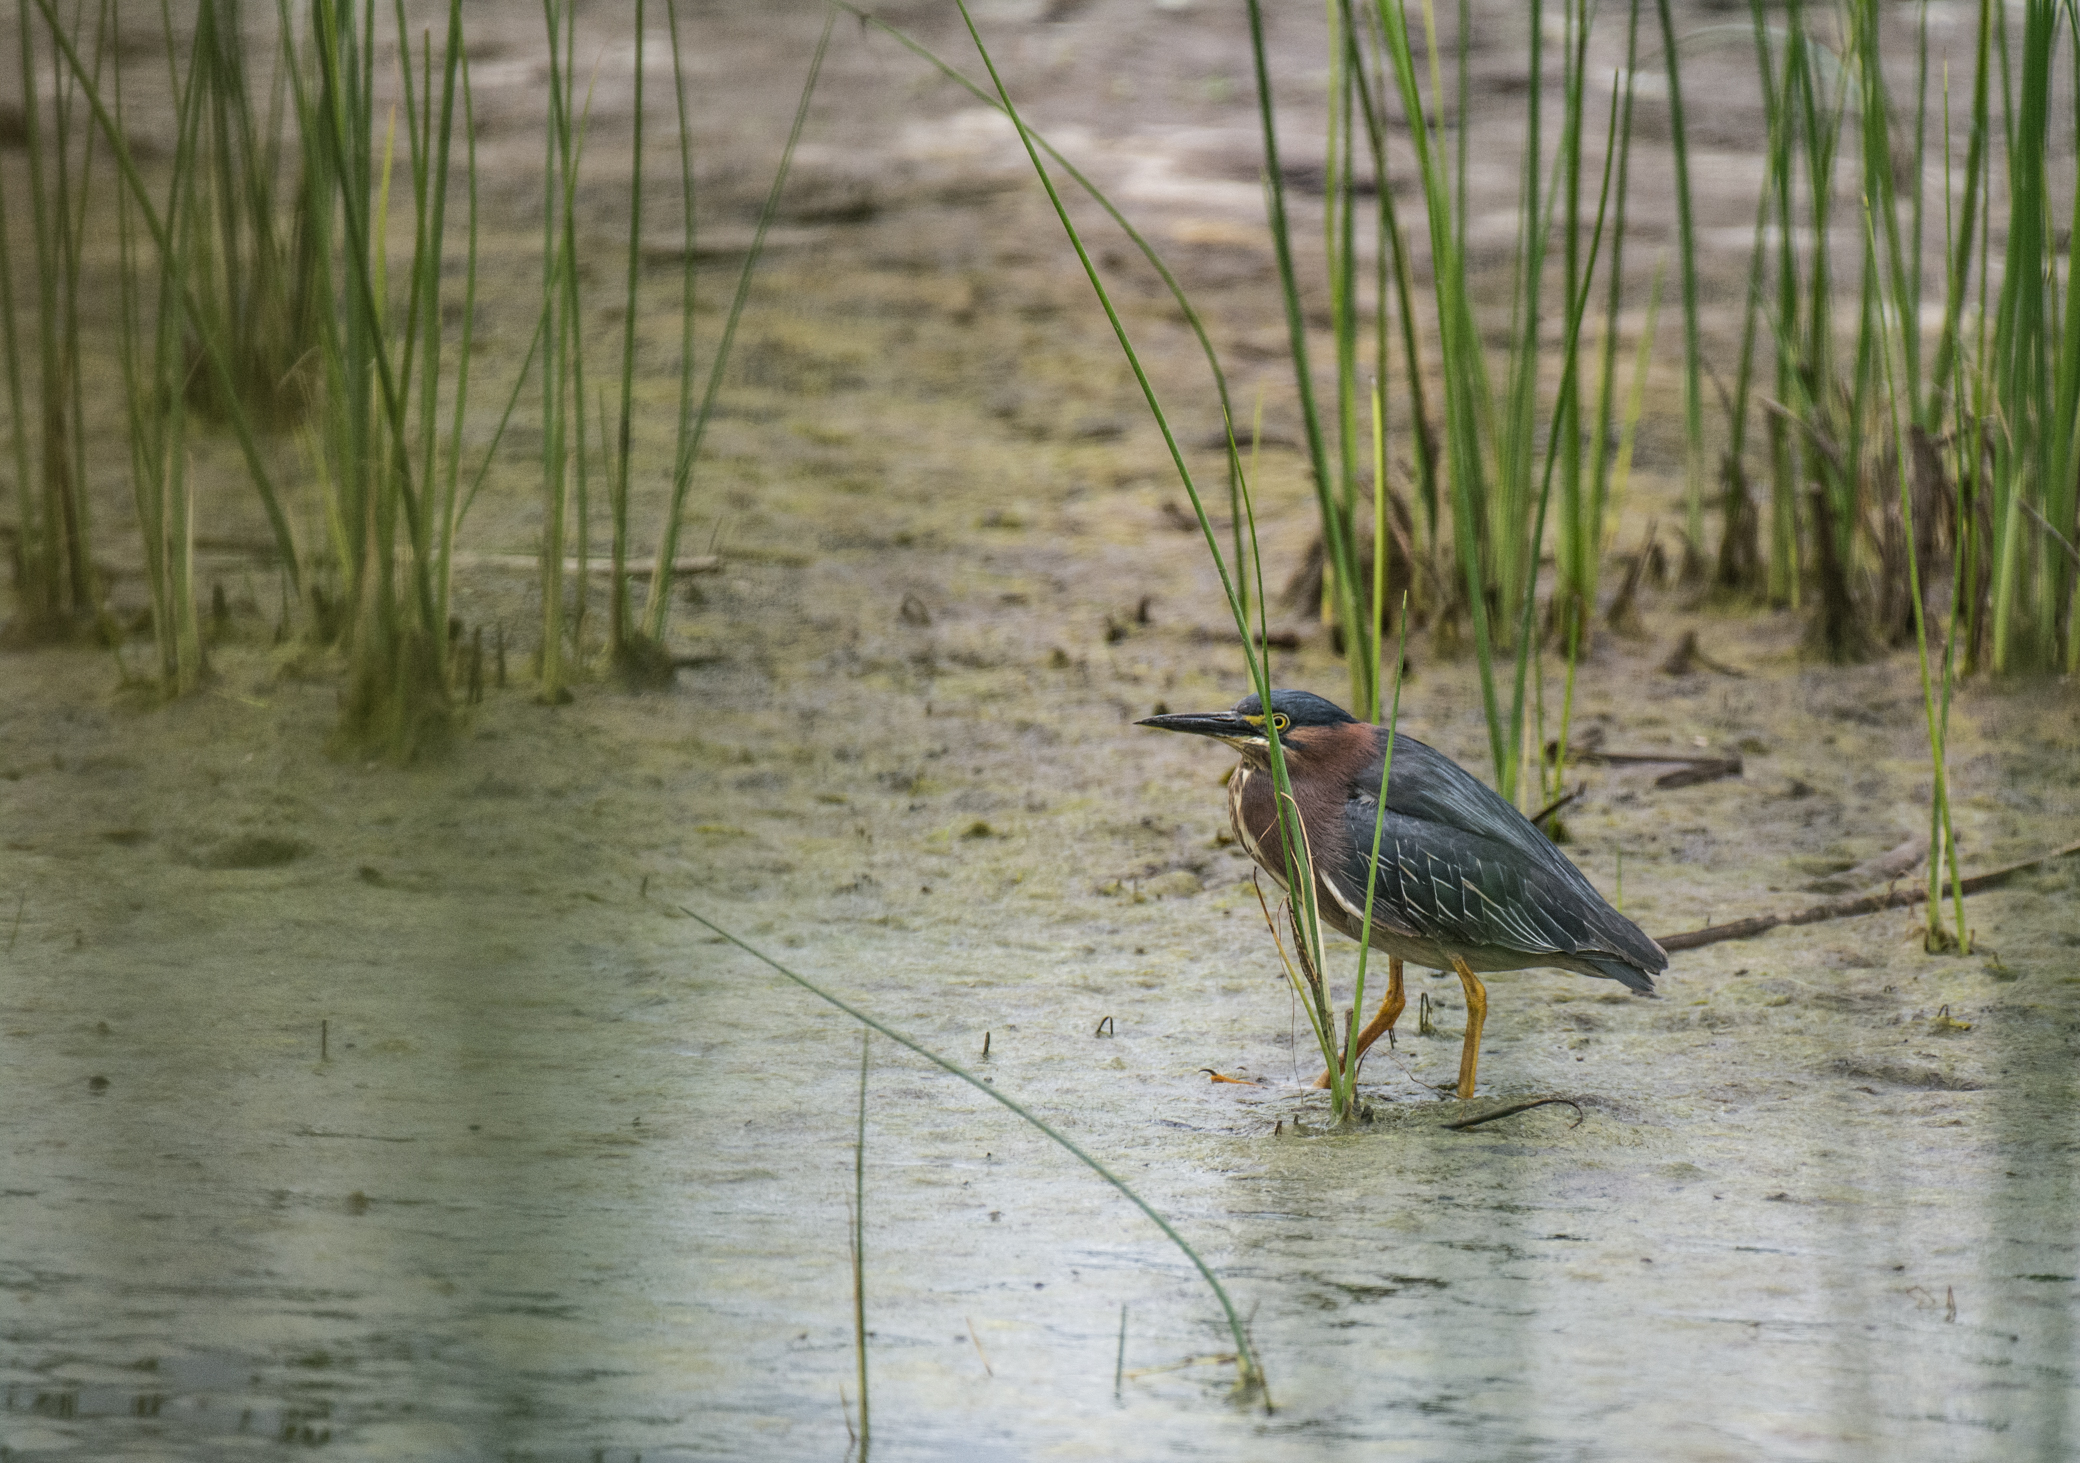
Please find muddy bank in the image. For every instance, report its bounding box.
[6,554,2076,1461]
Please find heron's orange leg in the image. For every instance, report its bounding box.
[1311,957,1405,1089]
[1450,955,1488,1099]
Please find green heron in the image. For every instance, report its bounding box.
[1140,689,1666,1098]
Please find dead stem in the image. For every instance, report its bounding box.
[1442,1097,1585,1130]
[1657,838,2080,952]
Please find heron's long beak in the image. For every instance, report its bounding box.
[1136,710,1258,741]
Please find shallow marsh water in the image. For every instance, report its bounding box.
[3,2,2079,1458]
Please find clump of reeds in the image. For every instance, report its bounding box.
[2,2,103,645]
[1724,0,2076,682]
[179,0,306,429]
[278,0,471,756]
[1238,0,1697,815]
[15,0,837,732]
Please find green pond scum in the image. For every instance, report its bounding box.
[1,2,2076,1459]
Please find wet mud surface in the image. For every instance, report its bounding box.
[4,2,2079,1458]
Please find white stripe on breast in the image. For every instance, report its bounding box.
[1320,870,1369,924]
[1229,765,1284,888]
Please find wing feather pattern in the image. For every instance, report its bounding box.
[1337,734,1666,988]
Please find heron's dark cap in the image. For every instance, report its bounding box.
[1137,688,1356,739]
[1232,690,1356,725]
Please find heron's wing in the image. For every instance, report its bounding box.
[1370,735,1572,875]
[1335,799,1664,986]
[1353,733,1665,973]
[1332,805,1573,956]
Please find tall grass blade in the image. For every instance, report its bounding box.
[852,1028,871,1456]
[640,10,834,645]
[1652,0,1706,562]
[1247,0,1371,716]
[610,0,646,667]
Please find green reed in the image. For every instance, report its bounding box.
[182,0,305,429]
[537,0,584,703]
[110,3,207,693]
[1653,0,1706,564]
[605,0,648,676]
[953,0,1428,1156]
[1249,0,1366,716]
[5,0,101,640]
[273,0,471,754]
[1727,0,2075,674]
[639,6,832,648]
[1868,198,1962,953]
[1560,1,1641,669]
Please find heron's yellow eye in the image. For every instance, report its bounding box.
[1271,712,1290,732]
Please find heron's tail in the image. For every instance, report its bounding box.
[1582,955,1657,995]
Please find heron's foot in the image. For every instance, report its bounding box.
[1200,1068,1262,1086]
[1309,958,1407,1090]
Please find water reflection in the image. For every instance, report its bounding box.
[1988,965,2078,1457]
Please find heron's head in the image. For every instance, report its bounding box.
[1137,689,1355,758]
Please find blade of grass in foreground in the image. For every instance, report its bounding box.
[679,906,1266,1401]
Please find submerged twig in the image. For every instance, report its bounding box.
[1441,1097,1584,1130]
[1803,834,1929,894]
[1562,744,1743,789]
[1123,1353,1241,1380]
[1529,782,1586,826]
[2018,499,2080,568]
[1570,748,1741,769]
[1656,839,2080,952]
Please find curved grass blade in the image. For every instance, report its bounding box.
[829,2,1256,617]
[950,0,1331,1113]
[680,905,1266,1399]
